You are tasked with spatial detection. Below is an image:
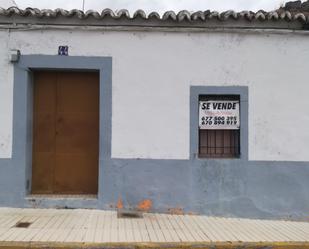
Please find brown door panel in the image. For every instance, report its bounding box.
[32,72,57,194]
[33,113,56,153]
[56,114,99,154]
[31,152,55,194]
[57,72,99,113]
[54,153,98,194]
[32,71,99,195]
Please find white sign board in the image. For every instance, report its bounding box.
[199,100,240,130]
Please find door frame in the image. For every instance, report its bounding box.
[13,55,112,200]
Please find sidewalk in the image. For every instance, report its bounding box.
[0,208,308,248]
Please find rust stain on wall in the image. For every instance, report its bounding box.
[117,197,123,209]
[137,199,152,211]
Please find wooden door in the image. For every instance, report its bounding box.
[32,71,99,195]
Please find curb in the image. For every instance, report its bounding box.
[0,241,309,249]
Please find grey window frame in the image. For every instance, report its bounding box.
[190,86,248,161]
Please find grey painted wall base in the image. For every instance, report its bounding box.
[0,54,308,220]
[103,159,309,220]
[0,157,309,220]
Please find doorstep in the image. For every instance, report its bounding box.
[26,194,98,200]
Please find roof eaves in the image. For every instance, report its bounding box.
[0,6,308,30]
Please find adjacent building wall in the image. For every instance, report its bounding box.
[0,28,309,219]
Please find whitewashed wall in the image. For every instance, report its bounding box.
[0,29,308,161]
[0,30,13,158]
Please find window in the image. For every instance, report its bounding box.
[198,95,240,158]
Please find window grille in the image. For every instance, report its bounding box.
[198,95,240,158]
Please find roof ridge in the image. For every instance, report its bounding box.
[0,6,308,22]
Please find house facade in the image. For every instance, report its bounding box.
[0,2,309,220]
